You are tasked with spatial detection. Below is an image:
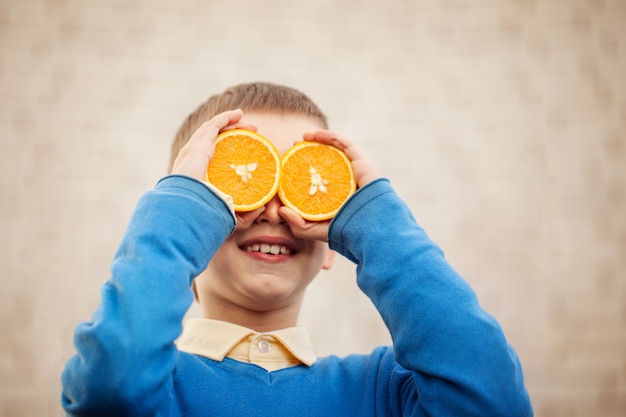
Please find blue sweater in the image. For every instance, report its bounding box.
[61,175,533,416]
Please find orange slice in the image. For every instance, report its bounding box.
[278,141,356,221]
[207,129,281,211]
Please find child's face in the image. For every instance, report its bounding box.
[195,112,335,321]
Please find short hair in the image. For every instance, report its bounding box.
[169,82,328,171]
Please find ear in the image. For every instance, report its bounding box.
[322,249,335,270]
[191,280,200,302]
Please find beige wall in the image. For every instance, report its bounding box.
[1,0,625,415]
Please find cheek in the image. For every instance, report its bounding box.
[192,268,211,300]
[195,255,236,301]
[208,237,238,272]
[196,244,237,294]
[302,242,331,273]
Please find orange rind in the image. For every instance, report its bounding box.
[207,129,282,212]
[278,141,356,221]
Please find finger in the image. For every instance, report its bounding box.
[221,122,258,134]
[279,207,329,242]
[303,130,362,159]
[234,207,265,231]
[213,108,245,129]
[190,109,245,146]
[303,130,381,187]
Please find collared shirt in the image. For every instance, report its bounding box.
[176,318,317,372]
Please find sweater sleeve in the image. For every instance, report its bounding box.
[328,179,533,417]
[61,175,235,417]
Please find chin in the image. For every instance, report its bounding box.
[242,284,300,310]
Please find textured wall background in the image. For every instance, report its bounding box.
[1,0,625,416]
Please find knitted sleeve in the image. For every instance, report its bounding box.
[328,179,533,417]
[61,175,235,417]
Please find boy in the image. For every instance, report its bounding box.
[61,82,533,416]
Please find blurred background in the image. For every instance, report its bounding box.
[1,0,624,415]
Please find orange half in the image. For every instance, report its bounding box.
[278,141,356,221]
[207,129,281,211]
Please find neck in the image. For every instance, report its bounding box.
[200,296,303,333]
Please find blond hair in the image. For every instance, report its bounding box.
[169,82,328,171]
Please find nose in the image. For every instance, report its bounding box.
[255,194,286,225]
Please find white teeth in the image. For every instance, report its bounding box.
[245,243,291,255]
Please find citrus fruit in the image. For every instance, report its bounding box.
[278,141,356,221]
[207,129,282,211]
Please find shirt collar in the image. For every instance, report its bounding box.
[176,318,317,367]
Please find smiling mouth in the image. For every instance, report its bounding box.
[244,243,293,256]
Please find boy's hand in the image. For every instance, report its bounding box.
[171,109,256,182]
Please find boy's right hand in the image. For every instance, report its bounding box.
[171,109,256,182]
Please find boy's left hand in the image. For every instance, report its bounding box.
[278,129,381,242]
[302,130,380,189]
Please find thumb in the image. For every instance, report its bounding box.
[279,207,329,242]
[234,207,265,231]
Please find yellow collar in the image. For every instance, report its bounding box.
[176,318,317,371]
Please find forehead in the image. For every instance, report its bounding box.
[240,112,324,155]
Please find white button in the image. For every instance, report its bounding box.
[258,339,271,353]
